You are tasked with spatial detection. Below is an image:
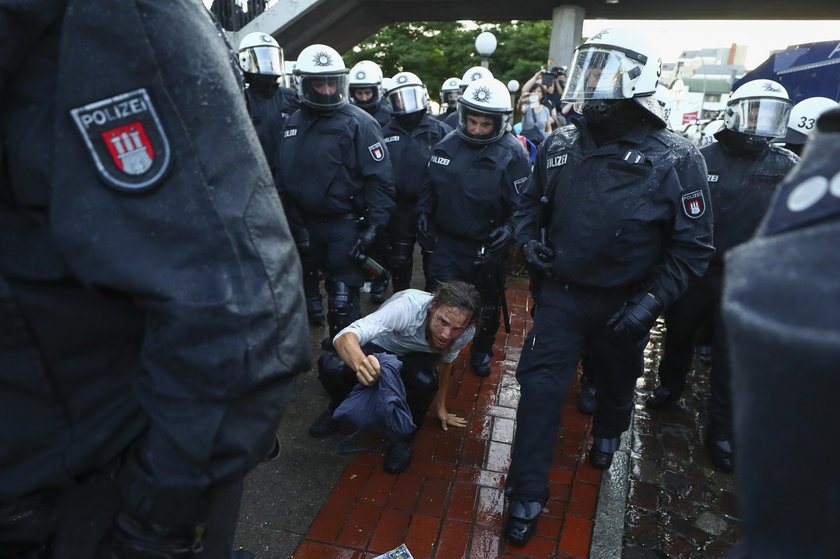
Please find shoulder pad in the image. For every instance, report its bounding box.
[764,159,840,235]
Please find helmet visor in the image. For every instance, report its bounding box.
[563,46,643,101]
[726,97,793,138]
[299,74,349,110]
[389,85,428,114]
[456,104,509,144]
[240,46,283,76]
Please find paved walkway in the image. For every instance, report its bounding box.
[235,276,741,558]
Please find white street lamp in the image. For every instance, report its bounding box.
[507,79,520,110]
[475,31,497,69]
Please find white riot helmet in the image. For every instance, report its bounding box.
[238,32,284,77]
[294,44,349,112]
[723,79,793,138]
[782,96,838,144]
[460,66,493,93]
[440,77,462,110]
[700,119,725,146]
[388,72,430,115]
[349,60,384,110]
[457,77,512,144]
[563,28,664,124]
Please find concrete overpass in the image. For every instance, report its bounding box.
[230,0,840,75]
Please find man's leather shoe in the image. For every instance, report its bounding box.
[590,436,620,470]
[577,382,597,414]
[308,409,339,438]
[383,439,413,474]
[503,500,543,547]
[646,385,677,409]
[470,352,492,377]
[706,437,734,472]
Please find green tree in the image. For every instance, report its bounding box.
[344,20,554,109]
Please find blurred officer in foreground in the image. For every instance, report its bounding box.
[309,281,480,473]
[0,1,309,557]
[724,106,840,559]
[504,28,714,546]
[381,72,452,294]
[647,79,798,471]
[276,44,395,348]
[780,96,838,156]
[418,77,531,378]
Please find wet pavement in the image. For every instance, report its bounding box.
[234,274,743,558]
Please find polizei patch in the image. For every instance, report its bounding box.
[681,190,706,218]
[368,142,385,161]
[70,88,171,192]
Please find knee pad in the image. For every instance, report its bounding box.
[388,241,414,268]
[326,279,358,337]
[317,351,355,404]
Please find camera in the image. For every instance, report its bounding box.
[540,71,555,87]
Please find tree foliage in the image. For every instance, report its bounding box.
[343,20,553,102]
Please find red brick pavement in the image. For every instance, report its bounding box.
[293,278,600,559]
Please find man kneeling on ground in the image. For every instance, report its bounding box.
[309,280,481,473]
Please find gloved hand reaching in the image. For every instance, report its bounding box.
[487,224,514,254]
[521,239,554,273]
[607,292,663,342]
[358,223,380,251]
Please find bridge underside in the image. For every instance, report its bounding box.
[238,0,840,59]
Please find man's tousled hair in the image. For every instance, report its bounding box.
[430,281,482,329]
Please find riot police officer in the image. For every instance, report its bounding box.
[780,96,838,156]
[349,60,392,127]
[441,66,493,130]
[238,33,322,324]
[647,79,799,472]
[723,106,840,559]
[417,77,531,378]
[276,44,395,347]
[437,76,462,119]
[381,72,452,293]
[0,1,309,557]
[503,28,714,546]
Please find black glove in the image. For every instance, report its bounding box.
[521,239,554,273]
[416,213,432,240]
[358,223,379,252]
[487,224,514,254]
[607,292,663,342]
[98,512,201,559]
[291,227,310,254]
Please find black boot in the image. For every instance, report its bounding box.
[503,500,543,547]
[589,436,621,470]
[369,274,388,304]
[306,296,325,325]
[705,436,734,472]
[577,381,597,415]
[646,385,678,409]
[383,438,413,474]
[470,351,492,377]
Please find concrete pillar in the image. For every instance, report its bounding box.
[548,5,585,70]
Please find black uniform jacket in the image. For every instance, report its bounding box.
[245,84,300,177]
[0,0,309,528]
[277,104,395,226]
[700,140,798,285]
[419,131,531,243]
[516,120,715,306]
[381,114,452,202]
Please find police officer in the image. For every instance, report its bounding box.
[0,1,309,557]
[441,66,493,130]
[437,76,462,120]
[381,72,452,294]
[780,96,838,156]
[503,28,714,546]
[238,33,322,325]
[417,77,531,378]
[277,44,395,347]
[348,60,392,303]
[349,60,392,127]
[723,106,840,559]
[647,79,799,472]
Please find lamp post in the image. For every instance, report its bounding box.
[475,31,497,69]
[507,79,520,115]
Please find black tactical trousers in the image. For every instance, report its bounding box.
[505,280,646,503]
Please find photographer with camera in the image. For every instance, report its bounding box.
[517,84,552,144]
